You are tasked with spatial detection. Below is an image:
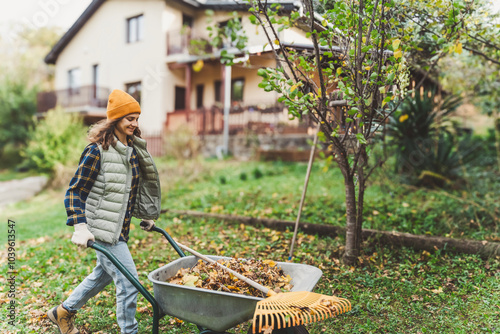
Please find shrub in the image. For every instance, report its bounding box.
[252,167,264,179]
[164,124,200,160]
[387,91,480,186]
[21,107,88,174]
[239,172,248,181]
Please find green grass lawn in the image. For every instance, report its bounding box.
[1,158,498,333]
[161,159,498,240]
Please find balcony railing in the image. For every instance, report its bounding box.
[165,103,314,136]
[166,28,213,56]
[37,86,110,113]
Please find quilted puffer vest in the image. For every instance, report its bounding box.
[85,137,161,244]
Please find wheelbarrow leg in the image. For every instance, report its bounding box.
[88,241,160,334]
[248,324,310,334]
[197,327,231,334]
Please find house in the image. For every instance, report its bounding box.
[39,0,443,157]
[39,0,316,155]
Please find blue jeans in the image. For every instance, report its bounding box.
[63,241,139,334]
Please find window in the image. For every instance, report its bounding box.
[126,82,142,104]
[182,14,193,28]
[214,80,221,103]
[175,86,186,110]
[127,15,144,43]
[214,79,244,103]
[231,78,244,102]
[68,68,81,95]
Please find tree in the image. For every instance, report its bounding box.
[0,26,61,158]
[211,0,499,265]
[244,0,414,265]
[0,78,38,157]
[395,0,500,169]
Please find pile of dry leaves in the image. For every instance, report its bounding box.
[166,258,293,298]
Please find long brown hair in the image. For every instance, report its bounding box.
[88,118,142,150]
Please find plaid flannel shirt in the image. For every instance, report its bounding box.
[64,138,140,242]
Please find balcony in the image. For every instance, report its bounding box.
[165,102,314,136]
[166,28,213,56]
[37,85,110,114]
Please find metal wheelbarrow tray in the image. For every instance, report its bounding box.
[148,256,323,332]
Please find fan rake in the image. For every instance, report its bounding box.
[252,290,351,333]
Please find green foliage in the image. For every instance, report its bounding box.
[248,0,415,154]
[21,107,88,173]
[468,129,498,167]
[419,133,480,181]
[387,91,481,184]
[206,10,248,65]
[0,77,37,157]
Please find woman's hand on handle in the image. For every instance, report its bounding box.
[71,223,95,248]
[140,220,155,232]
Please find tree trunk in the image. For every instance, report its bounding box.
[493,109,500,171]
[356,166,366,258]
[343,173,359,265]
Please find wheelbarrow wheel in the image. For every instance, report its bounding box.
[248,325,309,334]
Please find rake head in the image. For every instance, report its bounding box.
[252,291,351,333]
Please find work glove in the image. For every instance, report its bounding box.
[71,223,95,248]
[140,219,155,232]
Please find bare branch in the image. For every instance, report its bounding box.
[255,0,301,83]
[462,46,500,66]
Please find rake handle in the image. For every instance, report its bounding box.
[174,241,274,296]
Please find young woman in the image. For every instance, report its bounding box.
[47,89,161,334]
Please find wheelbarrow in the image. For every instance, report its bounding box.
[88,225,325,334]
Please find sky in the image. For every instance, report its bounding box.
[0,0,92,41]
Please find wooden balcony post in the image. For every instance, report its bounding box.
[185,64,192,116]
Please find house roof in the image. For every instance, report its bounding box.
[45,0,300,64]
[171,0,298,11]
[45,0,105,64]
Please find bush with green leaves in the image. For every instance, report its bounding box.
[21,107,88,173]
[387,91,480,186]
[164,124,201,160]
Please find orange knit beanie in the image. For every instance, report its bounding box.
[106,89,141,120]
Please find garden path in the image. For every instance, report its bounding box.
[0,176,48,208]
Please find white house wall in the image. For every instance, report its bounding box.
[54,0,167,133]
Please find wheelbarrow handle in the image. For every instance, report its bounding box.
[140,221,186,258]
[87,240,160,334]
